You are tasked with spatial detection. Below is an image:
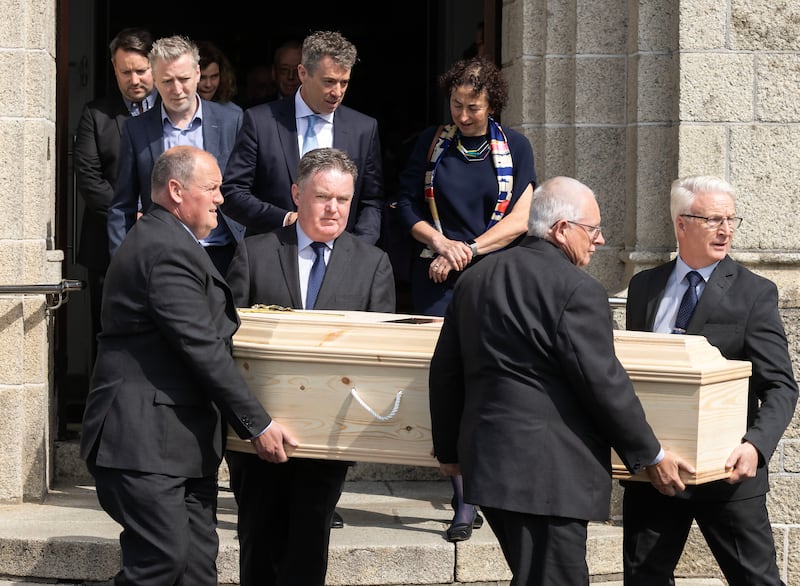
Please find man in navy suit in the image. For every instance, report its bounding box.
[623,176,798,585]
[225,148,395,585]
[221,30,384,245]
[429,176,690,586]
[107,35,244,274]
[81,146,297,586]
[74,27,157,361]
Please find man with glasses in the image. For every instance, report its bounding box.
[623,175,798,585]
[429,176,691,586]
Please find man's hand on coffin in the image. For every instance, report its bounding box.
[645,450,694,496]
[250,422,299,463]
[724,441,758,484]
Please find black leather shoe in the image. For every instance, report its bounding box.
[331,510,344,529]
[446,506,482,542]
[447,497,483,543]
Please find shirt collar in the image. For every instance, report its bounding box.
[294,91,333,124]
[160,95,203,127]
[295,224,333,251]
[675,255,718,284]
[125,90,158,115]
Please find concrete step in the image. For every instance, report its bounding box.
[0,478,726,586]
[0,442,728,585]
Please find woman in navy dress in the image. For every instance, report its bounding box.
[395,56,537,541]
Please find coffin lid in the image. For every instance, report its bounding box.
[234,308,444,365]
[613,329,752,384]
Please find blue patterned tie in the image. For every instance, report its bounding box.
[673,270,702,333]
[302,114,320,156]
[305,242,327,309]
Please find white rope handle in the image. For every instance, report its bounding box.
[349,387,403,422]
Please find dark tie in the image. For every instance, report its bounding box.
[302,114,320,156]
[673,270,702,333]
[305,242,327,309]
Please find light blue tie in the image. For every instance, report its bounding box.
[305,242,327,309]
[302,114,320,156]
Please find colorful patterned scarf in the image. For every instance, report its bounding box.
[420,117,513,258]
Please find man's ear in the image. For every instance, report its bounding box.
[291,183,300,207]
[167,178,183,204]
[552,219,569,243]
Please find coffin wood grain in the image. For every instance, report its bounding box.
[229,309,751,483]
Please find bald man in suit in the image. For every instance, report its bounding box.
[81,146,295,585]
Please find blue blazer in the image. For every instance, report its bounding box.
[220,95,384,244]
[107,99,244,255]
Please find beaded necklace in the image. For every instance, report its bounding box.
[456,135,490,162]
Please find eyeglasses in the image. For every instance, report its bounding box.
[566,220,603,242]
[680,214,743,230]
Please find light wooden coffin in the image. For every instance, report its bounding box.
[611,330,751,484]
[229,309,751,483]
[229,308,444,467]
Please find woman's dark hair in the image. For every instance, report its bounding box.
[197,40,238,103]
[439,56,508,115]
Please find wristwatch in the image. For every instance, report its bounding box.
[465,239,478,257]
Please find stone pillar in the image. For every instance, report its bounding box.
[506,0,800,581]
[0,1,59,503]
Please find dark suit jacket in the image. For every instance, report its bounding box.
[220,96,384,244]
[429,236,662,521]
[226,226,395,312]
[107,99,244,255]
[73,92,130,271]
[626,255,798,500]
[80,205,271,478]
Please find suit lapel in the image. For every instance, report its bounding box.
[315,233,352,307]
[331,108,352,152]
[276,100,301,183]
[643,262,674,330]
[687,255,735,332]
[202,101,221,155]
[277,228,303,308]
[145,110,165,162]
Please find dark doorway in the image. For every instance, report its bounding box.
[58,0,495,438]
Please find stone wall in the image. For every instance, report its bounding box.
[2,0,800,579]
[0,0,59,502]
[502,0,800,581]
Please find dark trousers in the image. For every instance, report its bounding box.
[226,450,349,586]
[88,461,219,586]
[623,483,784,586]
[481,506,589,586]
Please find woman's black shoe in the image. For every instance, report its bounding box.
[446,499,483,542]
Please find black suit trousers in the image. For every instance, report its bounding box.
[623,483,783,586]
[225,451,349,586]
[88,460,219,586]
[481,505,589,586]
